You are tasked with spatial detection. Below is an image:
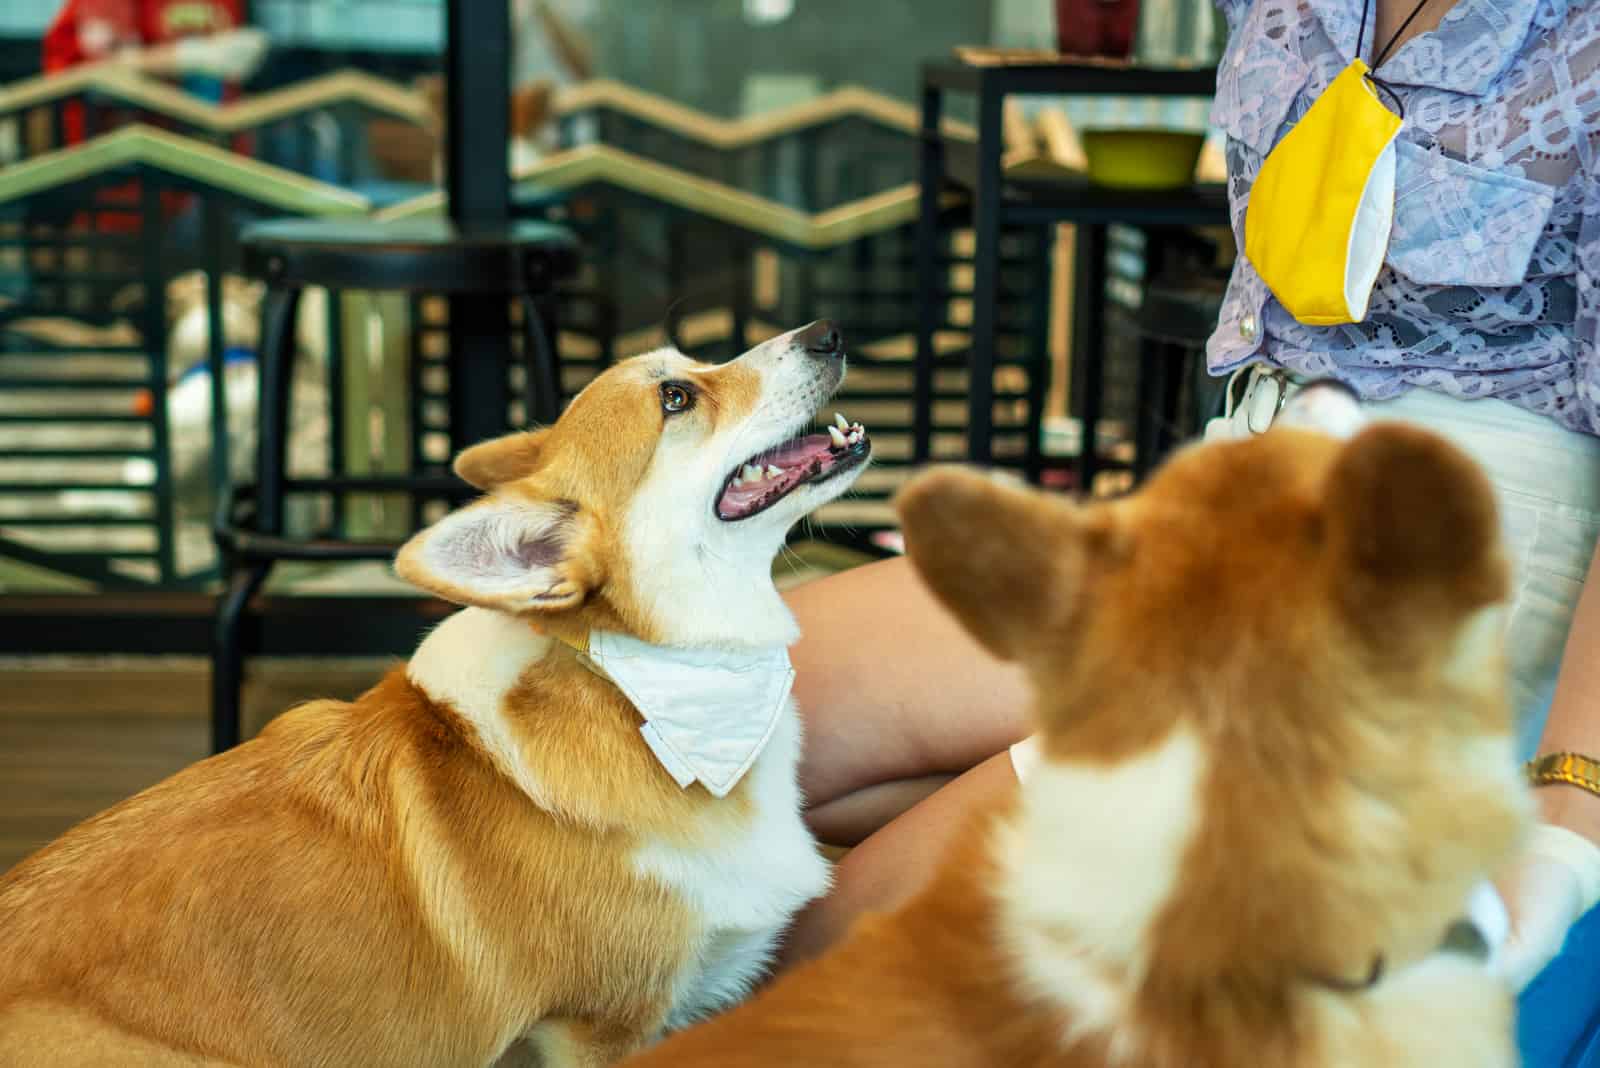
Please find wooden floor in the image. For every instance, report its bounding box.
[0,714,209,872]
[0,658,391,874]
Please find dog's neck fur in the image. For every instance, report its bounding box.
[406,588,798,813]
[624,533,798,650]
[407,609,561,809]
[619,464,801,651]
[993,721,1513,1065]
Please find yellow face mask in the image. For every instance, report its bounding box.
[1244,60,1404,326]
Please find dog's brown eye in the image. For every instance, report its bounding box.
[660,382,694,414]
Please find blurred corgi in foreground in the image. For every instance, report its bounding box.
[0,321,870,1067]
[624,384,1530,1067]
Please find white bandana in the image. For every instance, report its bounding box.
[584,630,795,799]
[1468,880,1509,962]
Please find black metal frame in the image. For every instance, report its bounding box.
[209,214,577,752]
[0,592,454,656]
[6,34,1169,656]
[0,161,359,592]
[444,0,517,451]
[202,3,581,752]
[915,58,1226,488]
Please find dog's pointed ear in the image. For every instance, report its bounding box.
[1324,423,1508,620]
[454,430,549,491]
[895,467,1086,663]
[395,494,597,613]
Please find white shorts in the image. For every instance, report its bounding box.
[1008,373,1600,782]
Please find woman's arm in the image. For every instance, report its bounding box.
[1533,168,1600,841]
[1532,540,1600,840]
[1499,541,1600,989]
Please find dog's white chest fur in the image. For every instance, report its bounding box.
[409,609,829,1034]
[633,703,831,1031]
[997,727,1206,1049]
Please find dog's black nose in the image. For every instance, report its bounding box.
[798,320,844,358]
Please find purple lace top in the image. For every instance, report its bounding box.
[1207,0,1600,434]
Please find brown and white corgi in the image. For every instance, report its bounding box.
[0,320,870,1067]
[623,388,1530,1067]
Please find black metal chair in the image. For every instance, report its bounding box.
[1132,267,1229,479]
[211,217,579,752]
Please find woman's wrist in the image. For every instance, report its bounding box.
[1524,746,1600,844]
[1534,774,1600,845]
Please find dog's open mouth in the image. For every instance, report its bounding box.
[716,412,871,521]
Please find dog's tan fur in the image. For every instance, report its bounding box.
[624,422,1529,1067]
[0,328,850,1067]
[0,673,698,1067]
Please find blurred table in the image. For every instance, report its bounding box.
[915,53,1225,487]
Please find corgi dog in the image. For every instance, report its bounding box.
[0,320,870,1067]
[623,386,1530,1067]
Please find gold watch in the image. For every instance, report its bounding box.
[1525,752,1600,798]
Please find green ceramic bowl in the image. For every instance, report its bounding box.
[1080,129,1206,191]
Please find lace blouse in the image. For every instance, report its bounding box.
[1207,0,1600,434]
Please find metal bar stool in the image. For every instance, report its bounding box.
[1132,265,1228,481]
[211,217,579,753]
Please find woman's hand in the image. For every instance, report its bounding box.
[1495,790,1600,990]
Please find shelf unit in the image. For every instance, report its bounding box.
[915,56,1226,488]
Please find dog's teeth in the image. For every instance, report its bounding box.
[766,465,784,478]
[847,430,860,445]
[743,464,764,483]
[733,474,745,487]
[828,425,848,448]
[834,412,850,430]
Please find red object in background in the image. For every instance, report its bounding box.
[43,0,245,142]
[44,0,138,75]
[41,0,248,235]
[1055,0,1142,58]
[44,0,242,72]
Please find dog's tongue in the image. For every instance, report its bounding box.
[716,433,838,521]
[758,433,836,470]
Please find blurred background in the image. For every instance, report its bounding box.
[0,0,1236,868]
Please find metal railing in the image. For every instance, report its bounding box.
[0,74,1055,594]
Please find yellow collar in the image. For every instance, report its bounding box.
[541,627,609,681]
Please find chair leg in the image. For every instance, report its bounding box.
[212,283,300,753]
[1134,342,1193,480]
[257,286,303,535]
[1159,342,1189,452]
[520,293,563,426]
[1134,337,1169,482]
[211,561,271,753]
